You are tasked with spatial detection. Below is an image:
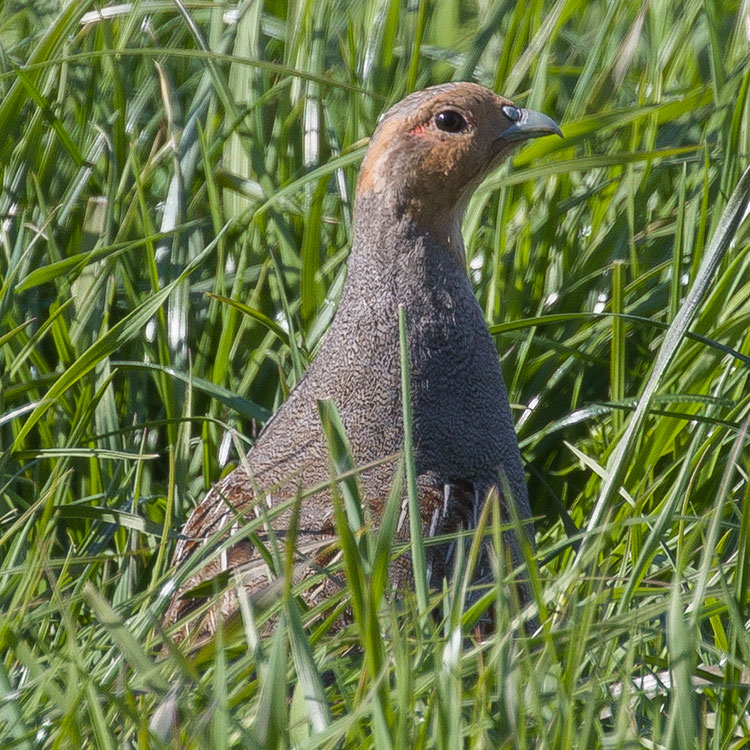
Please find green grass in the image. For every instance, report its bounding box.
[2,0,750,747]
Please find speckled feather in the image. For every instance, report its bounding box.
[164,82,560,636]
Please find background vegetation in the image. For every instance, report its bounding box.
[1,0,750,746]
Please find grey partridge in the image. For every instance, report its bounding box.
[164,82,561,636]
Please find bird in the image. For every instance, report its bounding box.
[163,82,561,637]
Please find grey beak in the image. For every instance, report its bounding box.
[502,108,562,141]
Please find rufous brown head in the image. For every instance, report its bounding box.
[357,82,561,232]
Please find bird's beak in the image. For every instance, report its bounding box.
[501,108,563,142]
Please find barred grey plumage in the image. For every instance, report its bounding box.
[164,82,561,637]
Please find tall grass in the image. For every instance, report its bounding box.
[1,0,750,747]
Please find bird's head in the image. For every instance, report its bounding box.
[356,82,561,260]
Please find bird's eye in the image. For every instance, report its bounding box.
[502,105,521,122]
[434,110,467,133]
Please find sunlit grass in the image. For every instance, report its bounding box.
[1,0,750,747]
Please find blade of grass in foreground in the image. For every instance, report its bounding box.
[317,397,395,745]
[398,304,429,621]
[665,586,698,750]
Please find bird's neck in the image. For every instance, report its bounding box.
[347,192,467,286]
